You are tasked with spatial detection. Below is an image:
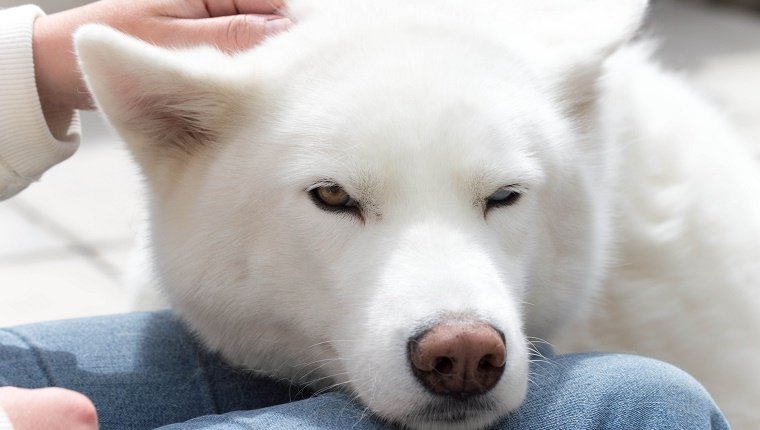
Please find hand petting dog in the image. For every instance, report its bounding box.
[33,0,291,113]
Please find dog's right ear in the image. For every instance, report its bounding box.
[75,25,248,175]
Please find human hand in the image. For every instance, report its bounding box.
[0,387,98,430]
[33,0,290,112]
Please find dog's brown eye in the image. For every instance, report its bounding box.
[309,183,359,214]
[317,186,351,206]
[486,186,522,211]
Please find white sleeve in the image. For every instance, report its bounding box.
[0,5,80,200]
[0,405,13,430]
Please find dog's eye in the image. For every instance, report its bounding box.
[486,186,522,210]
[316,186,353,206]
[309,184,359,212]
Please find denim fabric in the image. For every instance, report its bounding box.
[0,312,729,430]
[161,355,730,430]
[503,353,729,429]
[0,312,308,429]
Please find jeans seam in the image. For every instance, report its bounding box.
[172,316,220,415]
[0,328,57,387]
[195,349,220,414]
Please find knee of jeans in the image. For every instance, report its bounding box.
[598,354,709,398]
[578,354,723,423]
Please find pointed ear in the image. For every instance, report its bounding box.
[523,0,650,116]
[75,25,248,167]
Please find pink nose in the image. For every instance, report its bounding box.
[408,322,506,397]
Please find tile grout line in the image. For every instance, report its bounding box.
[8,201,126,281]
[0,238,133,267]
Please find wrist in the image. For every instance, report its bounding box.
[33,13,94,112]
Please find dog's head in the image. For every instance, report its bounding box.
[77,1,646,428]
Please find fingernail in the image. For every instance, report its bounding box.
[266,18,291,35]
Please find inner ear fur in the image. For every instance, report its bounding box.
[114,80,244,159]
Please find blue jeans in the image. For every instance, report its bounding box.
[0,312,729,429]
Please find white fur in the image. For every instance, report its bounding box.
[557,44,760,429]
[75,0,758,428]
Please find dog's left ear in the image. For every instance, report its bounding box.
[526,0,650,116]
[75,25,249,168]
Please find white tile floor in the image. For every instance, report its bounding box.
[1,0,759,326]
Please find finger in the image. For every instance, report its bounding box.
[0,387,98,430]
[169,14,291,52]
[203,0,286,17]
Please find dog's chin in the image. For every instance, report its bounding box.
[390,396,506,430]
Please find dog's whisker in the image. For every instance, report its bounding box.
[293,359,346,383]
[302,339,362,351]
[304,371,355,388]
[311,377,362,397]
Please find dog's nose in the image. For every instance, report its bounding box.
[408,322,506,397]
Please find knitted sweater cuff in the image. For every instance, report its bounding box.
[0,5,81,200]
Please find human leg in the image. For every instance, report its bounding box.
[499,353,729,429]
[158,353,729,430]
[0,313,729,430]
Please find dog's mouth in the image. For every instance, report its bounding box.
[397,395,500,428]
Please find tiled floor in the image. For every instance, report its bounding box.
[1,0,760,326]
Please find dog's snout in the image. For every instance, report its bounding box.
[409,322,506,397]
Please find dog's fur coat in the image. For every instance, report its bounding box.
[76,0,760,428]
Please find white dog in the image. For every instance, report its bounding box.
[75,0,760,428]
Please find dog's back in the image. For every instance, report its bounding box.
[560,44,760,428]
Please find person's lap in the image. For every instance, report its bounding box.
[162,354,729,430]
[0,311,307,428]
[0,312,729,429]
